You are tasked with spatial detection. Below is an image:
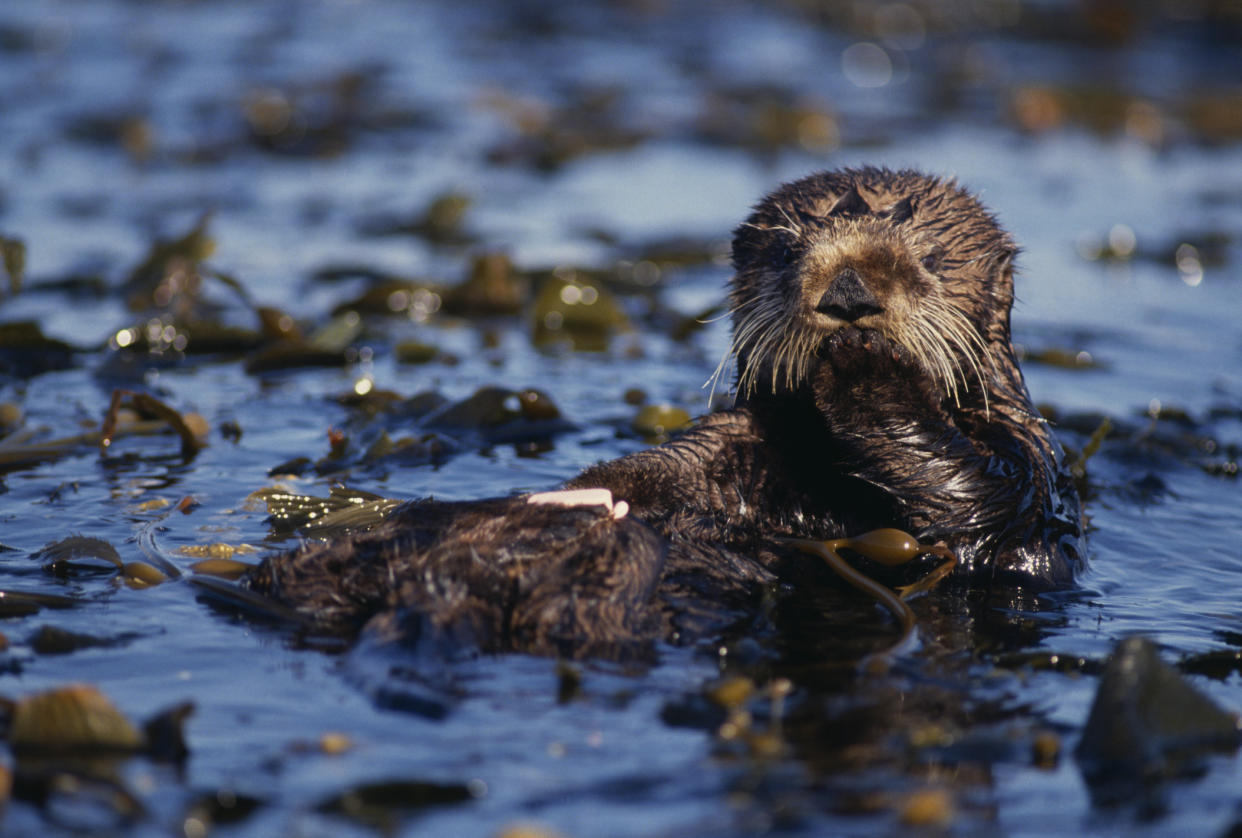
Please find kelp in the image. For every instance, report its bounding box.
[0,412,190,471]
[249,485,403,537]
[36,536,125,574]
[1066,417,1112,490]
[37,534,174,589]
[631,404,692,442]
[1054,405,1240,483]
[394,340,440,364]
[0,233,25,293]
[237,69,423,158]
[1019,345,1103,370]
[787,529,957,668]
[695,83,839,153]
[181,790,264,833]
[186,557,254,580]
[0,683,194,825]
[330,279,440,317]
[531,272,630,351]
[425,386,561,430]
[243,311,361,374]
[0,590,77,618]
[314,778,478,832]
[356,190,474,244]
[482,84,649,171]
[28,626,136,656]
[179,543,257,560]
[187,575,314,628]
[121,214,216,313]
[0,320,79,377]
[2,683,192,757]
[7,394,206,595]
[100,389,207,459]
[440,252,528,317]
[244,343,349,374]
[288,386,570,478]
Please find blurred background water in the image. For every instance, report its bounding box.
[0,1,1240,835]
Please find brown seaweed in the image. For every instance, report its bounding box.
[0,233,25,293]
[787,529,957,667]
[100,389,207,459]
[314,778,478,832]
[0,320,79,377]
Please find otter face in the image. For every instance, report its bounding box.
[724,168,1016,407]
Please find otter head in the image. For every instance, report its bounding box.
[725,167,1018,412]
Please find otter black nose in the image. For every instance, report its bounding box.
[816,268,883,321]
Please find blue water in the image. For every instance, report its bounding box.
[1,1,1241,835]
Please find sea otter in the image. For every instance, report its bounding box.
[245,167,1084,659]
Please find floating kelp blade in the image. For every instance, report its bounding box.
[0,234,25,292]
[123,561,171,588]
[0,589,77,617]
[188,558,254,580]
[121,213,215,311]
[0,320,78,378]
[787,529,957,664]
[100,389,207,459]
[29,625,131,656]
[134,521,186,582]
[314,778,477,832]
[0,415,199,471]
[37,535,125,573]
[180,542,257,581]
[250,485,402,537]
[187,575,314,627]
[38,535,172,587]
[631,404,692,441]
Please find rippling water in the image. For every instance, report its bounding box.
[1,1,1240,835]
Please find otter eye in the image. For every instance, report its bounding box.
[770,238,798,267]
[920,252,941,272]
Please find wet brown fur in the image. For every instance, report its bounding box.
[246,167,1084,659]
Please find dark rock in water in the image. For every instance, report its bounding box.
[1076,636,1240,793]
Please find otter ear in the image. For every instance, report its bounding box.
[730,221,766,268]
[827,186,871,217]
[883,196,915,224]
[992,247,1019,300]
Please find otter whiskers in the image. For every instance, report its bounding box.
[909,297,994,414]
[719,281,994,416]
[716,285,814,398]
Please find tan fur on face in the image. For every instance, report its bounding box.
[718,170,1005,411]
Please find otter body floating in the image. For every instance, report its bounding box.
[245,167,1084,659]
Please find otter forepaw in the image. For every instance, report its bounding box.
[819,329,924,393]
[813,330,947,431]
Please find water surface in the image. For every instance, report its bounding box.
[1,1,1240,835]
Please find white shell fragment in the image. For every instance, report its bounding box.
[526,488,620,514]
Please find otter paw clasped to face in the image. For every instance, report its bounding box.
[812,328,943,415]
[246,166,1085,660]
